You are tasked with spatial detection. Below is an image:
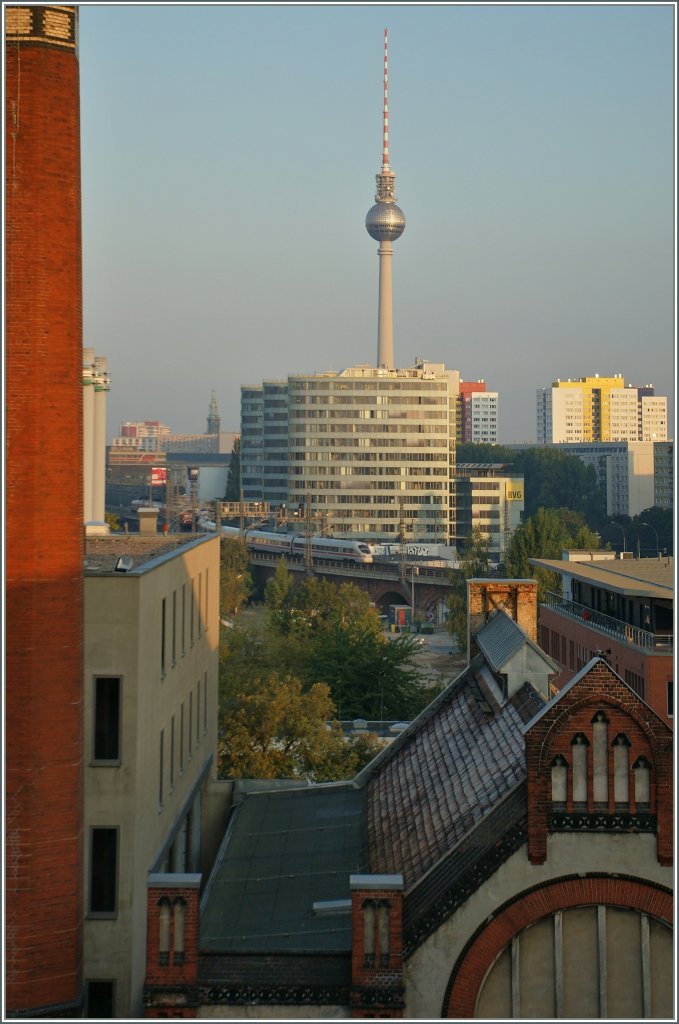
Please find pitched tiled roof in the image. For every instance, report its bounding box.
[366,662,544,888]
[475,610,527,669]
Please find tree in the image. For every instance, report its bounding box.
[445,528,492,655]
[224,436,241,501]
[105,512,121,532]
[504,507,573,599]
[226,574,429,722]
[218,672,386,782]
[220,535,252,616]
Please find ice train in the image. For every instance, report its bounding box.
[199,519,373,565]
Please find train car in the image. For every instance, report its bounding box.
[218,525,373,564]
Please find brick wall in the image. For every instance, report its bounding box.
[350,878,404,1018]
[5,8,84,1015]
[144,876,201,1017]
[468,580,538,649]
[524,659,673,865]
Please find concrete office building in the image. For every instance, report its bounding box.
[240,33,459,543]
[545,441,671,518]
[454,464,524,559]
[83,531,223,1017]
[537,375,668,444]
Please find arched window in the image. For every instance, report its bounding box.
[157,897,171,966]
[570,733,589,807]
[591,711,608,806]
[612,734,631,807]
[550,755,568,807]
[173,897,186,965]
[633,756,651,810]
[363,901,376,967]
[377,902,391,967]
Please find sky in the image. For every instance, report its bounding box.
[78,3,676,443]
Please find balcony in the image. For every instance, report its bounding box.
[542,591,673,655]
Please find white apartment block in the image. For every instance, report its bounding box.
[640,396,668,441]
[536,387,585,444]
[242,361,459,543]
[466,391,498,444]
[606,442,656,518]
[608,387,642,440]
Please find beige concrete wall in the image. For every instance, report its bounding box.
[403,831,672,1019]
[84,534,220,1017]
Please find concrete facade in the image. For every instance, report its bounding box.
[536,375,669,445]
[240,361,459,544]
[403,833,672,1018]
[84,533,221,1017]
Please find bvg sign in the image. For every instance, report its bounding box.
[506,488,523,500]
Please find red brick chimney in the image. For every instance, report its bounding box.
[350,874,405,1018]
[144,874,202,1017]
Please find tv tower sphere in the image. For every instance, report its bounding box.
[366,202,405,242]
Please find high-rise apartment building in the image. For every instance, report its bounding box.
[454,463,524,559]
[537,375,668,444]
[242,362,459,543]
[458,380,499,444]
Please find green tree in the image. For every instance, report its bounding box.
[224,436,241,501]
[105,511,122,532]
[445,528,492,656]
[220,535,252,616]
[504,507,573,598]
[218,672,386,782]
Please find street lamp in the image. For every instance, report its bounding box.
[641,522,659,558]
[609,522,626,553]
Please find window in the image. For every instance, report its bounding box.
[172,591,177,666]
[93,677,120,762]
[181,584,186,655]
[161,598,166,677]
[667,680,673,718]
[89,828,118,916]
[158,898,171,966]
[205,568,209,630]
[197,573,202,638]
[159,730,164,808]
[170,715,175,790]
[179,703,185,774]
[190,580,195,646]
[203,672,208,734]
[86,980,115,1018]
[196,685,200,746]
[189,693,193,758]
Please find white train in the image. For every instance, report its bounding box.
[200,521,373,564]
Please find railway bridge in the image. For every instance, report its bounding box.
[248,552,456,621]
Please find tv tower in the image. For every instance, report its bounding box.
[366,28,406,370]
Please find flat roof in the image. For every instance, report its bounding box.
[84,533,212,574]
[529,556,673,599]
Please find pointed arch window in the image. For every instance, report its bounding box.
[157,898,171,966]
[612,734,631,807]
[173,897,186,965]
[550,755,568,809]
[633,756,651,811]
[571,733,589,808]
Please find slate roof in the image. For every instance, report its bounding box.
[365,660,545,888]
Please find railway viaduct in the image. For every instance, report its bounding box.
[248,553,456,620]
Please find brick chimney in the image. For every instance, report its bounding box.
[350,874,405,1018]
[143,874,201,1017]
[467,579,538,660]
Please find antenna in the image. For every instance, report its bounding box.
[382,28,390,172]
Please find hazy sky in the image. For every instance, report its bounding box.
[79,3,675,443]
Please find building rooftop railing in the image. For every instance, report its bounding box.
[542,591,673,654]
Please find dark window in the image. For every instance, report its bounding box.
[86,980,115,1018]
[89,828,118,915]
[161,597,166,676]
[668,680,673,718]
[93,677,120,762]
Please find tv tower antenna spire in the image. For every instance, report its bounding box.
[366,28,405,370]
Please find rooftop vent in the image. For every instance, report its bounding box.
[114,556,134,573]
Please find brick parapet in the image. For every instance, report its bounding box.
[350,879,404,1018]
[524,660,673,865]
